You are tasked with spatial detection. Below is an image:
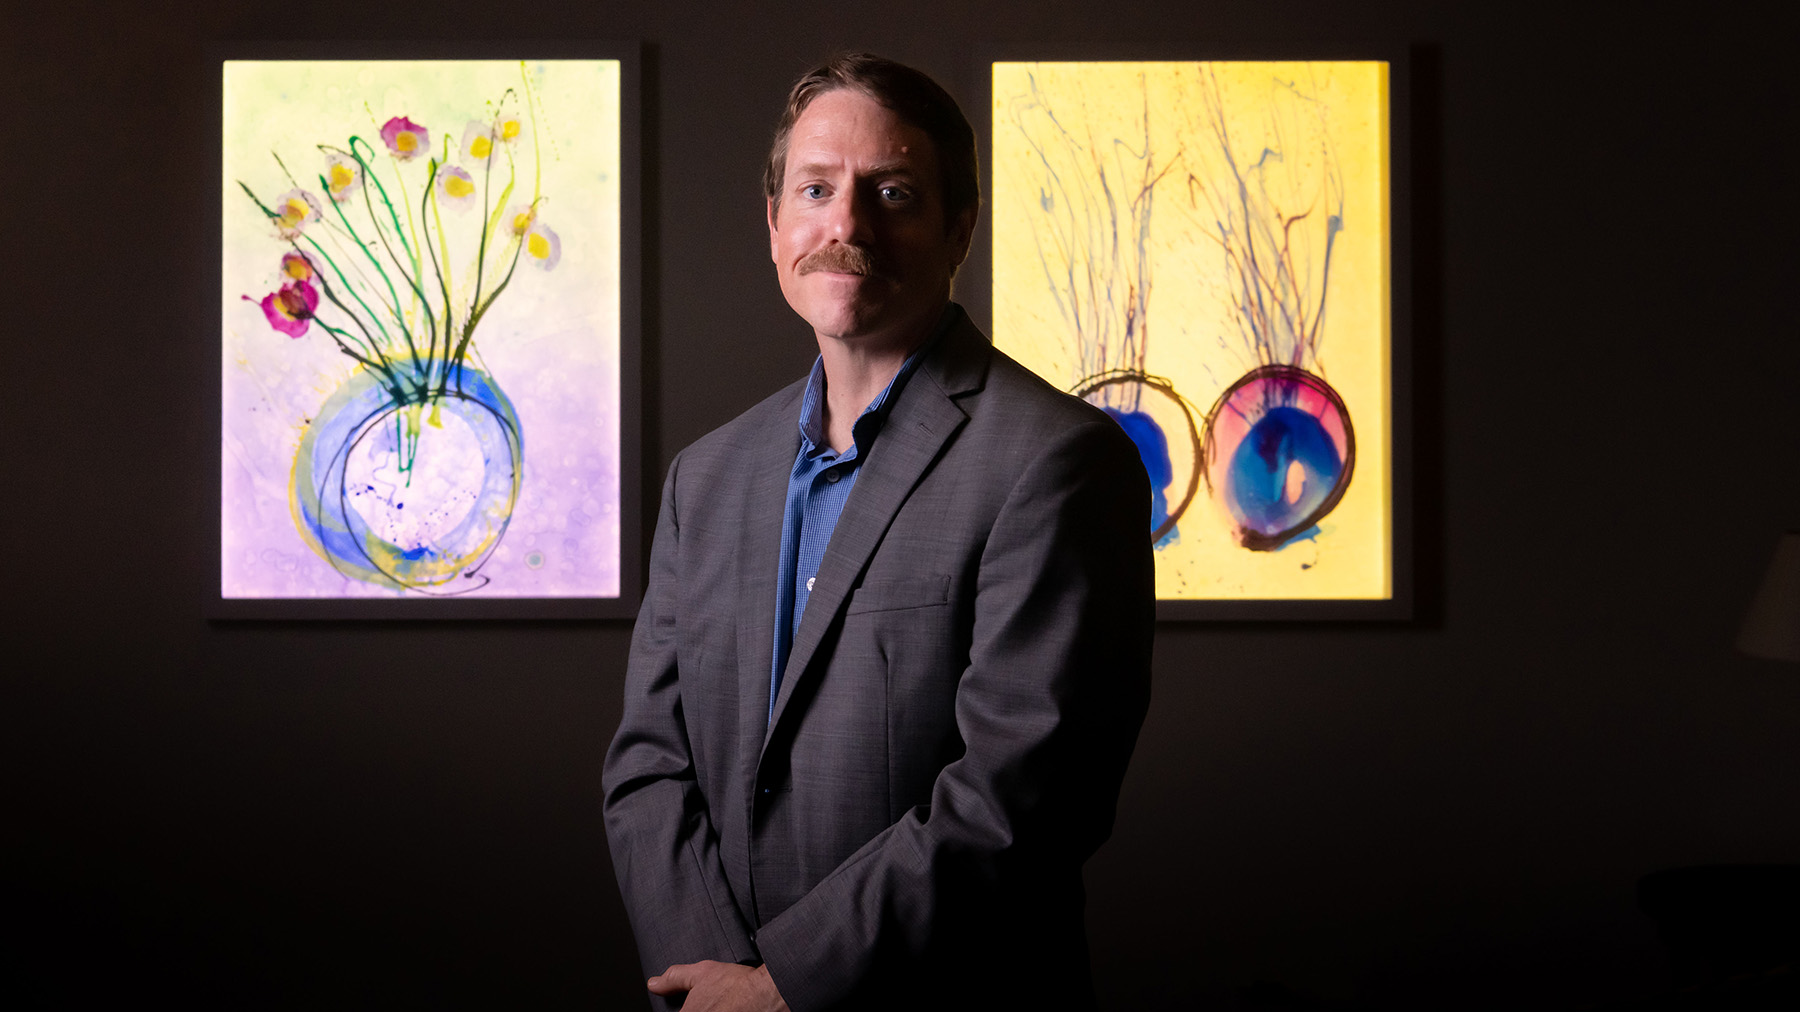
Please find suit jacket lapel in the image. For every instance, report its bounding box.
[737,388,802,764]
[763,312,990,745]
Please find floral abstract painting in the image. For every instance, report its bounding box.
[221,59,621,600]
[993,61,1391,602]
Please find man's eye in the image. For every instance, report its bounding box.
[880,185,911,203]
[801,184,826,199]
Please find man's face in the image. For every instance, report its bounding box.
[768,88,975,349]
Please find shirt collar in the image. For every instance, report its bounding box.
[795,306,955,456]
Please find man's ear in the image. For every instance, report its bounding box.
[947,206,978,272]
[767,196,781,265]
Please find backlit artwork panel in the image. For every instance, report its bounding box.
[221,59,620,599]
[993,61,1390,601]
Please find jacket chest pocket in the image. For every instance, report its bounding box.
[843,575,953,616]
[842,575,961,673]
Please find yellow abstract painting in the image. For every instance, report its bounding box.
[993,61,1390,601]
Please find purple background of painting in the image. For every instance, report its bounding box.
[219,306,620,598]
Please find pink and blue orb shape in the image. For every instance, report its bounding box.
[1203,366,1355,551]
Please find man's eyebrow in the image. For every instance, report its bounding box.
[860,160,920,179]
[787,160,922,182]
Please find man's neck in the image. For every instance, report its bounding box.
[814,305,949,454]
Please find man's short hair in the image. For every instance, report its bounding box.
[764,53,979,228]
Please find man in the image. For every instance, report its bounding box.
[602,54,1154,1012]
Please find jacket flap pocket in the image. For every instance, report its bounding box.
[844,575,953,615]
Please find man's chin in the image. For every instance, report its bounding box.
[794,293,882,334]
[786,278,948,344]
[803,305,945,349]
[806,316,879,342]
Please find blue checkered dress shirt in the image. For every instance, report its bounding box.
[769,343,932,724]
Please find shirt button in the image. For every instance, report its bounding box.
[806,577,815,592]
[825,469,842,483]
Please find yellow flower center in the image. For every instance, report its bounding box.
[329,162,356,192]
[469,135,492,160]
[276,288,308,320]
[528,233,551,259]
[284,258,311,280]
[445,175,476,199]
[500,119,521,141]
[280,199,308,227]
[512,211,534,234]
[397,131,418,154]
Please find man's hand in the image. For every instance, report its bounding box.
[647,961,789,1012]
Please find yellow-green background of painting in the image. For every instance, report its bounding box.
[221,59,619,352]
[992,61,1390,600]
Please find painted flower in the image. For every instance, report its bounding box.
[253,279,320,338]
[460,121,498,165]
[493,109,527,146]
[505,201,539,237]
[524,221,560,271]
[279,251,319,283]
[380,116,429,160]
[437,165,478,212]
[324,151,363,203]
[271,189,322,239]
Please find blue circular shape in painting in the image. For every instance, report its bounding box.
[1104,407,1175,542]
[1223,406,1343,538]
[1201,365,1355,551]
[1071,370,1202,547]
[291,364,523,594]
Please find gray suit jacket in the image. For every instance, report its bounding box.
[602,307,1153,1011]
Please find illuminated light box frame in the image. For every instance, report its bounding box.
[211,44,641,619]
[989,57,1411,620]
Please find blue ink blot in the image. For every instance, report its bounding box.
[1104,407,1176,545]
[1225,407,1341,539]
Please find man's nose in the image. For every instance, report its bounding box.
[827,184,877,243]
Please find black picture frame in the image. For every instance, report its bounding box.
[207,41,644,620]
[971,45,1414,621]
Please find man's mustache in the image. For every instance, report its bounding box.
[798,244,877,277]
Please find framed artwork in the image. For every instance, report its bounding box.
[990,57,1409,619]
[212,45,641,619]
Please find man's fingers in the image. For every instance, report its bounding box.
[647,962,686,994]
[647,960,713,995]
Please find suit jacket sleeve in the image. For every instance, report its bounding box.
[753,417,1155,1011]
[602,451,760,994]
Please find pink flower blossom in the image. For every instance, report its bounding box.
[280,251,318,283]
[380,116,429,160]
[251,279,320,338]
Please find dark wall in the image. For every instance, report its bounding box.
[7,2,1797,1008]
